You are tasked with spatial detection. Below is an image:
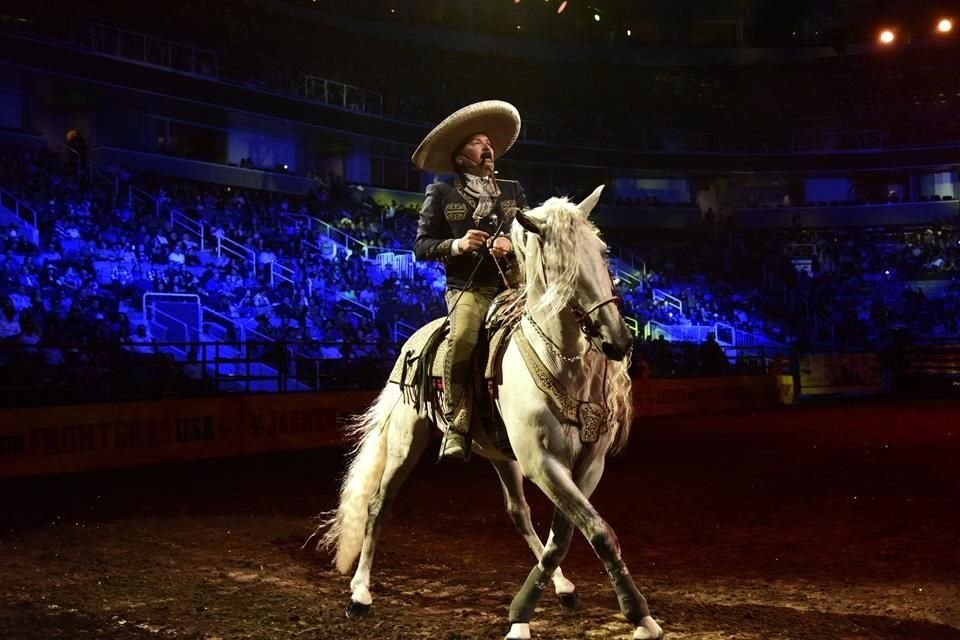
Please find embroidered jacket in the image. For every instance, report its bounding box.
[414,177,528,291]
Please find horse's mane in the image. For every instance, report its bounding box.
[508,197,633,455]
[509,196,587,318]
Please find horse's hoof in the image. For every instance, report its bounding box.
[558,591,579,611]
[345,600,371,618]
[632,626,664,640]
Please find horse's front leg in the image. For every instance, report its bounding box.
[509,454,663,640]
[489,458,577,606]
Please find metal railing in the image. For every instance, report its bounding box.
[216,235,256,274]
[129,185,160,217]
[376,251,416,279]
[0,187,39,243]
[337,293,376,320]
[201,306,247,346]
[609,246,648,279]
[94,169,119,199]
[87,23,219,78]
[644,319,784,350]
[143,292,201,337]
[652,288,684,314]
[145,307,193,349]
[170,208,205,251]
[269,261,296,287]
[392,320,420,343]
[302,74,383,116]
[282,212,371,258]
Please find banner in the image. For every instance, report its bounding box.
[633,376,779,417]
[2,376,783,478]
[0,391,377,479]
[798,352,883,396]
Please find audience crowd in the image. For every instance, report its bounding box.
[2,144,960,401]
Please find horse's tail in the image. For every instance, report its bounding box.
[310,384,399,574]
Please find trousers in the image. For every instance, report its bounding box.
[443,286,497,434]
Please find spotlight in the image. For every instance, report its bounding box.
[938,18,953,33]
[626,28,631,36]
[878,29,895,44]
[594,13,600,22]
[557,1,567,14]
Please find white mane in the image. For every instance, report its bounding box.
[510,196,633,455]
[510,196,593,318]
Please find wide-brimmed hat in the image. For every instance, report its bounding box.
[412,100,521,174]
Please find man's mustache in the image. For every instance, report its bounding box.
[480,151,493,160]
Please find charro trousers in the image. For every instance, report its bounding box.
[443,287,497,434]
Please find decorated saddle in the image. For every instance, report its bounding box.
[388,290,607,458]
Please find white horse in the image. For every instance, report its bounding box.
[313,186,663,640]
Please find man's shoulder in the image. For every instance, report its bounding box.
[425,180,455,196]
[497,179,524,194]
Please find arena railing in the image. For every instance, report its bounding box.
[280,212,370,258]
[170,208,205,251]
[128,185,160,218]
[94,169,119,199]
[200,306,247,346]
[337,294,376,320]
[216,235,256,275]
[652,288,684,315]
[269,261,296,287]
[0,187,39,244]
[302,74,383,117]
[392,320,419,343]
[143,293,201,339]
[85,23,219,79]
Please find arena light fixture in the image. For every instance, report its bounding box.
[878,29,896,44]
[594,13,600,22]
[937,18,953,33]
[557,1,567,15]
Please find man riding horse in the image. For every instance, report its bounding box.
[412,100,529,460]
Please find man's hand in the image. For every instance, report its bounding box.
[457,229,489,254]
[487,235,512,258]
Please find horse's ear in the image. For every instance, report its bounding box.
[578,185,605,217]
[514,209,542,235]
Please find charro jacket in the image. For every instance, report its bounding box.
[414,177,528,291]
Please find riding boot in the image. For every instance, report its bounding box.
[441,381,472,461]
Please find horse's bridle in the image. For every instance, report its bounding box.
[531,234,623,340]
[571,291,623,339]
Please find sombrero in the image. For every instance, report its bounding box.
[412,100,521,174]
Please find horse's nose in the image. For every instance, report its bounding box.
[602,341,627,362]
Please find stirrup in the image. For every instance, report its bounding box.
[439,429,471,462]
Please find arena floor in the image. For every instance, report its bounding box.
[1,400,958,640]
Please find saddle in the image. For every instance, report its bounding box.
[387,292,518,457]
[388,290,605,458]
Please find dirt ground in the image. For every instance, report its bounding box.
[1,400,959,640]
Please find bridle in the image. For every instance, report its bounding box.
[529,232,624,344]
[571,290,622,339]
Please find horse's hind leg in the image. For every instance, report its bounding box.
[507,456,662,640]
[348,402,431,616]
[488,458,576,604]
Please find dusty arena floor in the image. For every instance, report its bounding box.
[1,400,959,640]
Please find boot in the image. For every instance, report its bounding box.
[441,397,472,461]
[440,426,470,461]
